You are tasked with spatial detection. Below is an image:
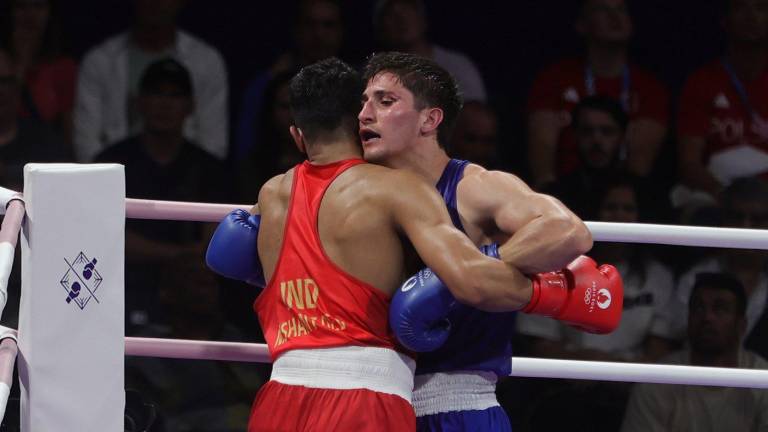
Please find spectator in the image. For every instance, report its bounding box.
[126,253,267,432]
[94,58,231,330]
[544,96,629,218]
[675,0,768,207]
[234,0,343,159]
[75,0,228,162]
[517,175,674,431]
[0,0,77,141]
[651,177,768,352]
[519,175,674,363]
[622,272,768,432]
[237,71,301,203]
[373,0,487,101]
[449,101,500,169]
[0,47,69,335]
[0,47,69,191]
[527,0,668,189]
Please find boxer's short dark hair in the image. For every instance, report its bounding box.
[363,51,463,148]
[289,57,363,141]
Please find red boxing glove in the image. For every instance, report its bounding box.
[522,255,623,334]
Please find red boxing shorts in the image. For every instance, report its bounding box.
[248,381,415,431]
[248,346,416,431]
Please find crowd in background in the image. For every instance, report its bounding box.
[3,0,768,430]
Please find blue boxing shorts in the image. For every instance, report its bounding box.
[413,371,512,432]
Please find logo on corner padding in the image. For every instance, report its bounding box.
[60,252,102,310]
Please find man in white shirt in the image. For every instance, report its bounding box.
[650,177,768,349]
[74,0,228,162]
[622,272,768,432]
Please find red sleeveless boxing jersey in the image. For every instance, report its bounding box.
[254,159,400,360]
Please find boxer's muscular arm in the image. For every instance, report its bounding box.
[385,171,531,312]
[459,167,592,273]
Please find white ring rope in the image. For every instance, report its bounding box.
[508,357,768,389]
[0,199,25,320]
[125,336,270,363]
[586,221,768,249]
[123,338,768,389]
[123,199,768,250]
[125,198,245,222]
[0,194,764,426]
[0,333,18,425]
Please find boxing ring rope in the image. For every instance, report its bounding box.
[0,192,24,425]
[124,197,768,249]
[5,189,768,424]
[125,198,244,222]
[123,337,768,389]
[125,337,270,363]
[585,221,768,249]
[119,199,768,389]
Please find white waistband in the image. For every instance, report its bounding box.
[413,371,499,416]
[271,346,416,403]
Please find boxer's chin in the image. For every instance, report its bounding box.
[362,142,386,164]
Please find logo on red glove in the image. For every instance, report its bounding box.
[597,289,612,310]
[583,282,612,312]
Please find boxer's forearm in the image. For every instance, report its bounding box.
[459,169,591,274]
[498,212,592,273]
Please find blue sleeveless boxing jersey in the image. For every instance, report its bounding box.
[416,159,517,377]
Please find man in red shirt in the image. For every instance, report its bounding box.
[208,58,535,431]
[677,0,768,202]
[527,0,668,188]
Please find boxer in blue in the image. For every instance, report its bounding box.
[359,52,623,431]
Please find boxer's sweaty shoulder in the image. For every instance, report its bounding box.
[257,169,294,284]
[318,163,407,296]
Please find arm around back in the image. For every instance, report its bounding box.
[205,209,265,287]
[459,167,592,273]
[386,170,531,312]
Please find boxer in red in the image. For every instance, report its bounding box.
[209,58,535,431]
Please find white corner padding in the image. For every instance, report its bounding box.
[19,163,125,432]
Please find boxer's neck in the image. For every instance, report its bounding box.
[306,137,362,166]
[385,138,450,186]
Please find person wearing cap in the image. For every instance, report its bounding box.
[94,58,232,333]
[74,0,228,162]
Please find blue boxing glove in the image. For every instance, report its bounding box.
[389,243,500,352]
[389,268,459,352]
[205,209,266,287]
[479,243,499,260]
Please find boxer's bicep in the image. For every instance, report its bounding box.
[460,170,544,234]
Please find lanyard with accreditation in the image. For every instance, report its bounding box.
[721,59,768,140]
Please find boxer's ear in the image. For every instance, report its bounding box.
[290,126,306,154]
[419,107,443,137]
